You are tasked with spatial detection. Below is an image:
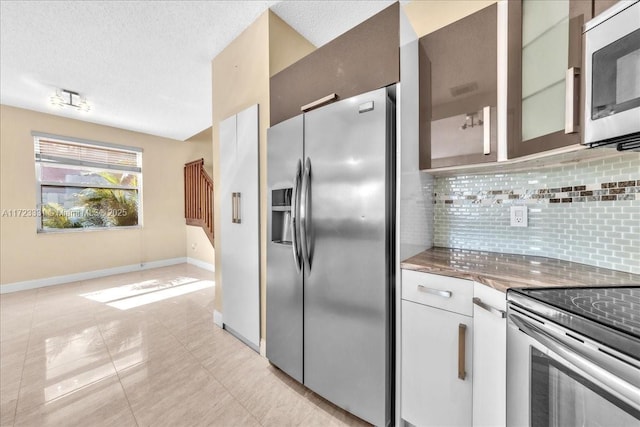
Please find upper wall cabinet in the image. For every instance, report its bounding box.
[507,0,593,158]
[270,3,399,126]
[418,4,498,170]
[594,0,622,17]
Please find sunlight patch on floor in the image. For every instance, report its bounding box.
[79,277,214,310]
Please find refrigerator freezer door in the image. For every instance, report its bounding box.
[266,115,305,382]
[303,87,392,426]
[221,105,260,350]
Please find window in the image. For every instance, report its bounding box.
[33,132,142,232]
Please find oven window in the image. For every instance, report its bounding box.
[530,348,640,426]
[591,29,640,120]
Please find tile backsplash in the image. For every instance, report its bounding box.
[433,152,640,274]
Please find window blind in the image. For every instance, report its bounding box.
[34,136,141,173]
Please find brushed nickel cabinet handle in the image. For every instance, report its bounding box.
[301,93,338,112]
[565,67,580,134]
[417,285,452,298]
[458,323,467,380]
[473,297,506,318]
[483,106,491,154]
[231,193,236,223]
[235,192,242,224]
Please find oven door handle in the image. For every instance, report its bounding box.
[510,312,640,411]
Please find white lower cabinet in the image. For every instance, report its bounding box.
[401,270,473,426]
[400,270,508,427]
[472,282,507,427]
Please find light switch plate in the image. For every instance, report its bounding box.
[510,205,527,227]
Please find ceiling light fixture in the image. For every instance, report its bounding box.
[460,111,483,130]
[50,89,91,112]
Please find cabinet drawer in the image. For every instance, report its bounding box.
[401,270,473,316]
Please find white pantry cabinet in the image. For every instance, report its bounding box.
[401,270,473,426]
[219,104,260,350]
[472,282,507,427]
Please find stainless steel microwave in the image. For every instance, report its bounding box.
[583,0,640,151]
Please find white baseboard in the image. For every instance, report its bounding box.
[213,310,224,328]
[186,257,215,272]
[0,257,188,294]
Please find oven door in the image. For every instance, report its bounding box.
[584,1,640,145]
[507,308,640,426]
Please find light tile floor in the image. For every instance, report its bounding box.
[0,264,370,427]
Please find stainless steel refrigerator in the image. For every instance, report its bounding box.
[267,86,395,426]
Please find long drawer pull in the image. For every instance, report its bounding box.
[417,285,452,299]
[473,297,506,318]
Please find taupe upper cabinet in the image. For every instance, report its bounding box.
[594,0,621,17]
[419,4,498,170]
[270,3,399,126]
[507,0,592,158]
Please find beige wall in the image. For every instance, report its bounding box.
[185,127,214,176]
[268,12,317,77]
[186,225,215,267]
[212,10,314,340]
[404,0,497,37]
[0,105,191,286]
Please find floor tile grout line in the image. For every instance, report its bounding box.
[165,316,264,426]
[2,266,362,426]
[11,291,37,426]
[93,309,140,427]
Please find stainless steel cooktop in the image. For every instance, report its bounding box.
[508,286,640,359]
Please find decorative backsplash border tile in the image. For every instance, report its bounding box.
[435,179,638,205]
[432,152,640,275]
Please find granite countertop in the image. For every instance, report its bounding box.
[400,247,640,293]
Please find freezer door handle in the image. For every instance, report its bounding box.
[299,157,312,272]
[291,160,303,274]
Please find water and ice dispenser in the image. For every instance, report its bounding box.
[271,188,292,244]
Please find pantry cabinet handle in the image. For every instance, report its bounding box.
[483,106,491,154]
[231,193,236,223]
[458,323,467,380]
[473,297,506,318]
[417,285,452,298]
[235,192,242,224]
[565,67,580,134]
[231,192,241,224]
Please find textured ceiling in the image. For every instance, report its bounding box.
[0,0,394,141]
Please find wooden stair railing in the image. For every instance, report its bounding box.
[184,158,214,246]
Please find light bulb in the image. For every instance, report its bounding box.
[77,98,91,112]
[50,90,65,107]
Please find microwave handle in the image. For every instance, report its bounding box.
[565,67,580,134]
[510,312,640,410]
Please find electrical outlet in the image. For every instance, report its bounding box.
[510,205,528,227]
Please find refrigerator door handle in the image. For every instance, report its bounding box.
[291,160,303,273]
[299,157,312,272]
